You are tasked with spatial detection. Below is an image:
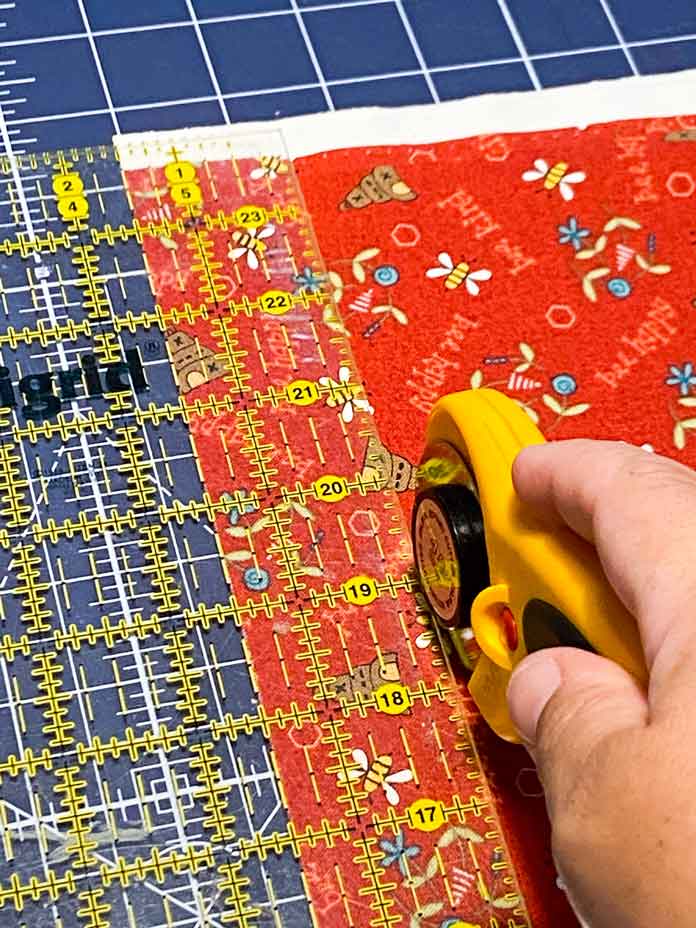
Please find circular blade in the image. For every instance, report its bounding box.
[412,440,489,630]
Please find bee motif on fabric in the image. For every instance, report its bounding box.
[426,252,492,296]
[342,749,413,806]
[228,223,275,270]
[318,365,374,424]
[250,155,288,181]
[332,652,400,701]
[522,159,586,201]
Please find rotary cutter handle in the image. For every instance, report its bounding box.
[411,388,648,743]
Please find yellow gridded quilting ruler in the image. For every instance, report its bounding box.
[0,125,530,928]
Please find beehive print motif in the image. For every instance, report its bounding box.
[340,164,417,210]
[166,328,225,394]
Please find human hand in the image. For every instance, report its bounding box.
[507,439,696,928]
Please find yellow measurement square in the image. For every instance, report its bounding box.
[165,161,197,184]
[52,173,84,196]
[171,182,202,206]
[57,196,89,220]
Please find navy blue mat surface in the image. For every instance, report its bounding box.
[1,1,696,151]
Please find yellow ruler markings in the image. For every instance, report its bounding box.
[0,140,528,925]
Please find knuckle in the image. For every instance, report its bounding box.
[615,446,696,494]
[592,447,696,541]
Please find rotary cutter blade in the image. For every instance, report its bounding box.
[412,388,648,743]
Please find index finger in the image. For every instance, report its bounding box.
[511,439,696,713]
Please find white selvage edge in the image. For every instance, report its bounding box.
[113,67,696,169]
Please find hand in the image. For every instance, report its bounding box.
[507,439,696,928]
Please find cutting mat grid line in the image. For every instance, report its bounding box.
[1,0,696,150]
[0,142,318,927]
[0,2,693,926]
[0,128,528,927]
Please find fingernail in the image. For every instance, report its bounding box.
[507,654,562,745]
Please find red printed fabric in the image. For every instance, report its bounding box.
[123,155,525,928]
[295,115,696,926]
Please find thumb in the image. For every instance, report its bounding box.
[506,648,648,816]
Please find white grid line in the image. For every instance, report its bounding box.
[0,95,212,921]
[185,0,229,124]
[599,0,640,76]
[0,1,396,47]
[4,34,661,130]
[496,0,542,90]
[11,10,696,135]
[0,76,33,85]
[393,0,439,102]
[289,0,334,111]
[0,2,692,919]
[0,103,64,928]
[75,0,120,132]
[5,1,696,147]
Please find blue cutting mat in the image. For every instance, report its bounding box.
[1,0,696,152]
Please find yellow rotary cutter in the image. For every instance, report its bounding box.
[412,388,648,742]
